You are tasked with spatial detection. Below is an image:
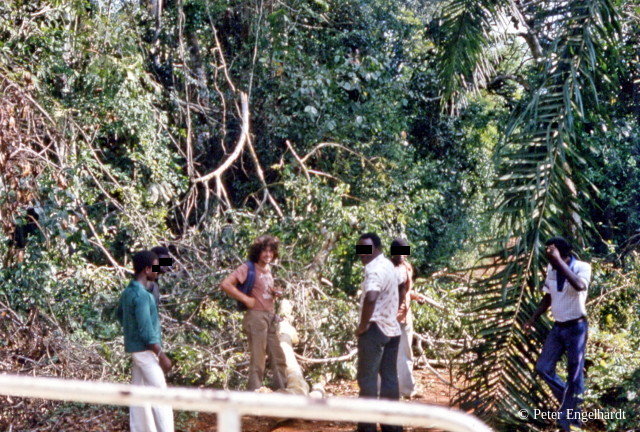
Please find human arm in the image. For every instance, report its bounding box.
[269,280,284,298]
[356,268,382,336]
[403,264,417,301]
[356,291,379,336]
[546,245,588,291]
[220,269,256,309]
[116,298,124,326]
[402,264,439,306]
[133,294,172,373]
[411,292,429,304]
[147,343,172,373]
[523,294,551,333]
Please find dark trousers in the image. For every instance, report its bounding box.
[357,323,402,432]
[535,319,588,431]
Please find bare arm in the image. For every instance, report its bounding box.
[554,258,587,291]
[523,294,551,333]
[147,343,172,373]
[404,264,415,300]
[547,245,587,291]
[404,264,435,305]
[220,273,255,309]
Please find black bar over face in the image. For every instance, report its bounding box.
[159,257,173,266]
[390,245,410,256]
[152,265,161,272]
[356,244,373,255]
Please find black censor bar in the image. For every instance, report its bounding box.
[390,245,410,256]
[152,258,173,273]
[356,245,373,254]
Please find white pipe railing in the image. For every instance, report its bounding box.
[0,374,492,432]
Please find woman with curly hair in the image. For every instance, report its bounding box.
[221,235,287,390]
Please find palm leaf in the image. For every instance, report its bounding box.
[451,0,621,429]
[435,0,506,109]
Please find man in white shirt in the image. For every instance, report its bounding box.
[524,237,592,431]
[355,233,402,432]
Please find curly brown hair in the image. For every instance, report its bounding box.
[247,235,280,263]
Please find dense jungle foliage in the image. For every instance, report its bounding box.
[1,0,639,431]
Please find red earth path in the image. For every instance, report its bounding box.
[182,369,458,432]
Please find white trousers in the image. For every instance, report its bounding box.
[397,321,415,397]
[130,351,174,432]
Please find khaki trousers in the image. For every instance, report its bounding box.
[242,309,287,391]
[130,351,174,432]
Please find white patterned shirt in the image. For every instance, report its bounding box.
[359,254,401,337]
[542,258,591,322]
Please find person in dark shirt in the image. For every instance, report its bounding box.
[117,250,174,432]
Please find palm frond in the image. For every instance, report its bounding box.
[453,0,621,428]
[435,0,505,109]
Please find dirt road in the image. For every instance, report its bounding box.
[183,368,457,432]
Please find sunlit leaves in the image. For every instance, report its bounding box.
[434,0,504,110]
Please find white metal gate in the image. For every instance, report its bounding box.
[0,374,492,432]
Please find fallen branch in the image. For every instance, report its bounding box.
[294,349,357,364]
[587,282,634,306]
[424,361,459,390]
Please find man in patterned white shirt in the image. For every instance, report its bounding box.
[524,237,592,432]
[355,233,402,432]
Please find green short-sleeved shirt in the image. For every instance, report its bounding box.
[117,280,161,353]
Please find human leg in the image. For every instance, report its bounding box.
[266,312,287,390]
[243,310,269,391]
[380,335,402,432]
[558,321,588,430]
[357,323,387,432]
[397,323,415,398]
[130,354,156,432]
[380,335,400,401]
[131,351,174,432]
[535,325,567,402]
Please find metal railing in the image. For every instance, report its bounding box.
[0,374,492,432]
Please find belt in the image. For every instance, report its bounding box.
[555,316,587,328]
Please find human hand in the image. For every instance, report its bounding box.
[270,287,283,298]
[159,352,172,374]
[523,320,534,335]
[355,322,371,336]
[545,244,562,263]
[244,296,257,309]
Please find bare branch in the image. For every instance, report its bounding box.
[246,134,284,218]
[285,140,310,181]
[192,92,250,184]
[294,349,357,364]
[509,0,544,59]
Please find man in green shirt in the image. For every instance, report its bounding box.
[117,250,174,432]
